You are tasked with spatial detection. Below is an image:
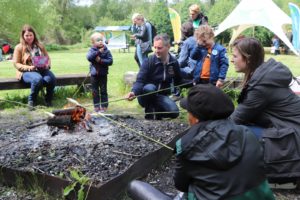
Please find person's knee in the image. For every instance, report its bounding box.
[143,84,156,93]
[32,77,43,87]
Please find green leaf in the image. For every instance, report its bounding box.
[63,181,77,196]
[70,170,81,181]
[78,185,85,200]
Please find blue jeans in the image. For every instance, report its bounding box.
[91,75,108,109]
[136,44,148,67]
[137,84,179,119]
[22,70,56,103]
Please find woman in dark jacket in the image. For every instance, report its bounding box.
[230,37,300,182]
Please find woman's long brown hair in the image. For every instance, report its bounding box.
[20,24,43,53]
[233,37,265,87]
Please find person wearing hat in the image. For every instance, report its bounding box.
[127,84,274,200]
[174,84,275,200]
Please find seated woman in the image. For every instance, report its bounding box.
[230,37,300,183]
[13,24,56,110]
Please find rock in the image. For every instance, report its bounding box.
[123,71,138,86]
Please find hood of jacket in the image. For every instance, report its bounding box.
[179,120,245,170]
[248,58,292,89]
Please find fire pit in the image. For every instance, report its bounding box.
[0,110,188,199]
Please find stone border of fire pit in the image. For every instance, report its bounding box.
[0,128,187,199]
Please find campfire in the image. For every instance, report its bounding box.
[46,105,93,132]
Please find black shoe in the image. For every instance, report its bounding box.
[28,101,35,111]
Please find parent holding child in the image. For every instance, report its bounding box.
[13,24,56,110]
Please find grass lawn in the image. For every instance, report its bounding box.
[0,47,300,113]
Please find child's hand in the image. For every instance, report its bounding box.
[95,56,101,63]
[99,46,105,53]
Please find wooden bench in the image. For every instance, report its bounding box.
[0,74,91,90]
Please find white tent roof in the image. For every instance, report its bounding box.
[214,0,299,56]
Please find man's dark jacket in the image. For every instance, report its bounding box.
[174,120,274,200]
[132,54,182,95]
[231,58,300,179]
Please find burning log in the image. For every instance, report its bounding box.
[47,105,92,131]
[47,115,74,129]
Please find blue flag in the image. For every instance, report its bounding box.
[289,3,300,52]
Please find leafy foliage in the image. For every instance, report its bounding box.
[1,0,299,46]
[149,0,173,40]
[63,169,90,200]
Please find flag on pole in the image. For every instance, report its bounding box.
[168,7,182,43]
[288,3,300,52]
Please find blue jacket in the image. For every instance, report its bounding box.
[86,46,113,76]
[132,54,182,95]
[178,36,197,69]
[191,43,228,84]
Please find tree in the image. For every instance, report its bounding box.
[207,0,238,44]
[149,0,173,40]
[0,0,47,44]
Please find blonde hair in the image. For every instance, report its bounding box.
[132,13,140,21]
[194,25,214,40]
[135,14,144,22]
[189,4,200,13]
[90,32,103,43]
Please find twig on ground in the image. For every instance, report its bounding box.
[112,150,141,157]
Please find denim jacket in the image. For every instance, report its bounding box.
[86,46,113,76]
[178,36,197,70]
[191,43,228,84]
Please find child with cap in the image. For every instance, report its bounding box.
[87,32,113,113]
[175,84,274,199]
[127,84,274,200]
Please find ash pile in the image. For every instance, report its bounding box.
[0,108,188,185]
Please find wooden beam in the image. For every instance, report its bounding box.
[0,74,90,90]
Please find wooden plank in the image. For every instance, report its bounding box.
[0,74,90,90]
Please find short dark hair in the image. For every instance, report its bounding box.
[153,34,170,46]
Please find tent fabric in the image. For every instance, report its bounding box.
[214,0,299,56]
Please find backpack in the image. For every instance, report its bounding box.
[145,21,157,45]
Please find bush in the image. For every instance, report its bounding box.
[45,44,69,52]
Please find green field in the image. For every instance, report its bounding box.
[0,48,300,113]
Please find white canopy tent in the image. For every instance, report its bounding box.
[214,0,299,56]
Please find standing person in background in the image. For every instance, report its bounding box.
[272,35,280,55]
[191,25,229,87]
[87,32,113,113]
[131,13,141,67]
[13,24,56,110]
[188,4,208,29]
[131,14,152,67]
